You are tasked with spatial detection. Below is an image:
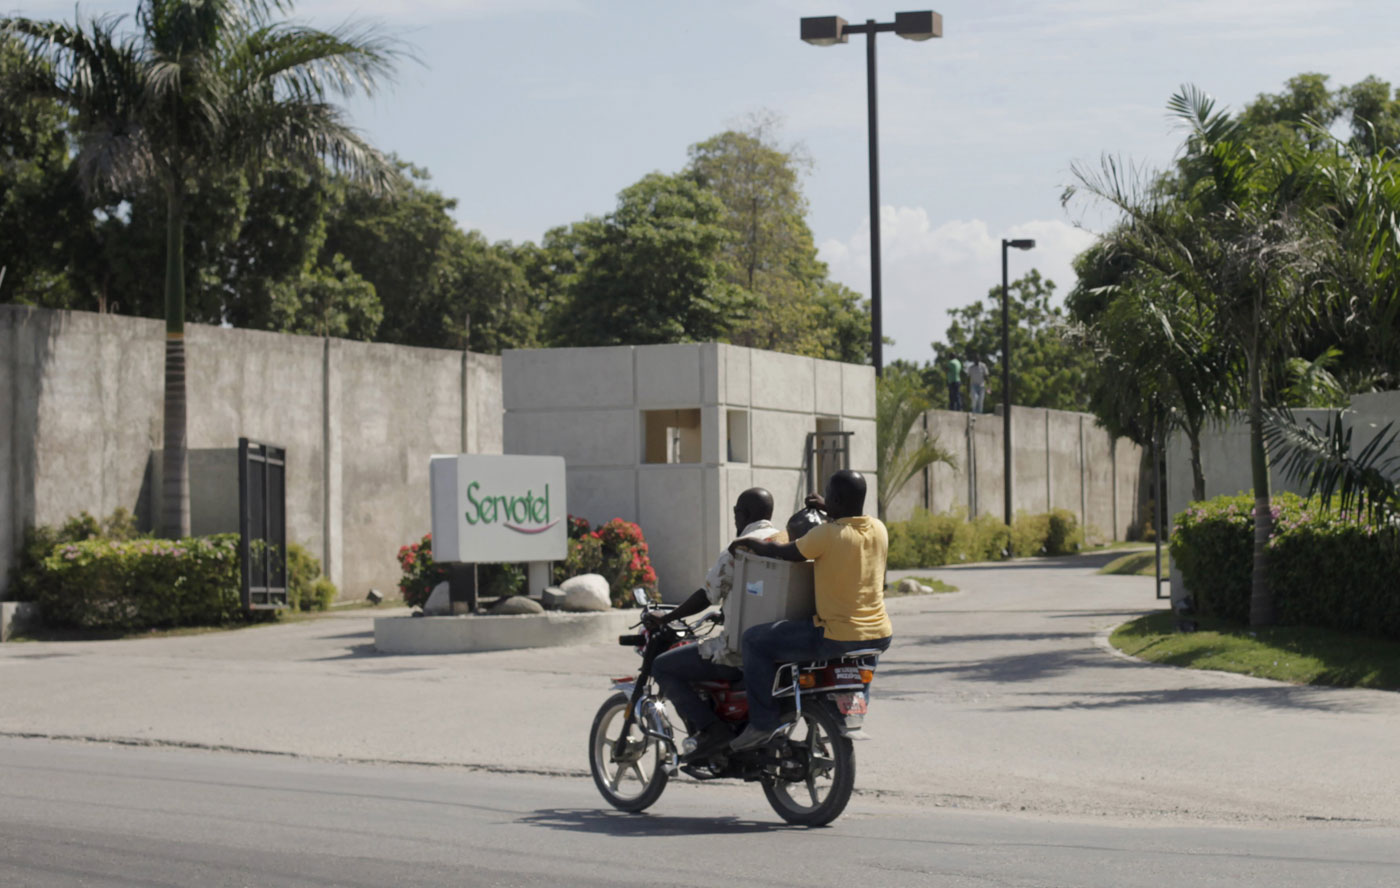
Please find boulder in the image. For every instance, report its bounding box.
[896,578,922,595]
[918,584,934,595]
[560,574,612,612]
[422,581,450,616]
[488,596,545,615]
[540,586,567,611]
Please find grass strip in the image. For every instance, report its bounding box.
[1111,611,1400,691]
[1098,550,1171,577]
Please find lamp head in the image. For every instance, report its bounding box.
[894,11,942,41]
[801,16,848,46]
[1006,238,1036,250]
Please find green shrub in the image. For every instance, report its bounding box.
[1171,492,1400,640]
[1011,512,1050,557]
[39,534,243,630]
[887,508,1015,569]
[8,509,143,601]
[1045,509,1084,555]
[308,576,339,612]
[285,542,337,611]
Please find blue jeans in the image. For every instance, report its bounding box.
[652,643,742,734]
[741,620,891,731]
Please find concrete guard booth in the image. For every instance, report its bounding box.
[503,343,877,602]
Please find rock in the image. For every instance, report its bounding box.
[488,596,545,615]
[918,584,933,595]
[896,578,922,595]
[560,574,612,612]
[422,581,450,616]
[540,586,567,611]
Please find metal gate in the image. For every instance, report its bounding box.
[804,430,854,496]
[239,438,288,610]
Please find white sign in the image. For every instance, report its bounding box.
[429,455,567,563]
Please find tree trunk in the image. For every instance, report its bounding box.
[1187,424,1206,503]
[1246,323,1274,628]
[160,183,190,540]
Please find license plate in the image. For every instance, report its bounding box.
[834,692,867,716]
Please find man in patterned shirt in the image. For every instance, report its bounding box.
[647,487,783,761]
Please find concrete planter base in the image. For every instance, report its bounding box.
[0,602,41,642]
[374,609,637,655]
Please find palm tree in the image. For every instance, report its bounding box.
[876,365,956,518]
[2,1,404,538]
[1070,86,1336,626]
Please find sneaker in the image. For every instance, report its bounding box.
[681,722,733,762]
[729,723,782,752]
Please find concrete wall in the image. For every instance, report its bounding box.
[503,343,877,601]
[885,407,1143,542]
[1,306,503,600]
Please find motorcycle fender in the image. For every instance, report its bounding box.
[611,681,636,696]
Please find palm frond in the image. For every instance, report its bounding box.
[1264,407,1400,528]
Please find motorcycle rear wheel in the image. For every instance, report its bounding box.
[589,692,669,812]
[762,701,855,827]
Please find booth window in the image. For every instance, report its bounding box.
[726,410,749,463]
[643,409,701,464]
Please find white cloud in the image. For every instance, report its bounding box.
[819,208,1098,365]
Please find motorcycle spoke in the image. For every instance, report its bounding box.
[806,774,821,807]
[609,762,626,791]
[629,763,646,785]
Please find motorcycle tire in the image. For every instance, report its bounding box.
[762,700,856,827]
[589,692,669,813]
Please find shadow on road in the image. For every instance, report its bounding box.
[928,549,1155,573]
[519,807,799,836]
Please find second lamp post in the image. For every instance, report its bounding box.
[1001,237,1035,526]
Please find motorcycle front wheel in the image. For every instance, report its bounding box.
[762,700,855,827]
[589,692,669,812]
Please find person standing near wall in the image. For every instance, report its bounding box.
[946,353,964,412]
[967,353,989,414]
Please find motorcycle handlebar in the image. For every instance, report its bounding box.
[618,634,645,647]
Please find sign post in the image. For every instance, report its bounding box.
[430,455,568,612]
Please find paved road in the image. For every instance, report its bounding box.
[3,552,1399,827]
[4,737,1399,888]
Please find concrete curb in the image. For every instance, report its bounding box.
[0,602,40,643]
[374,609,637,654]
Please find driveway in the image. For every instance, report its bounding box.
[3,552,1397,826]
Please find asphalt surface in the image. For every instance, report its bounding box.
[2,550,1399,829]
[4,737,1399,888]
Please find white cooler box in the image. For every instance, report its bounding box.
[720,553,816,660]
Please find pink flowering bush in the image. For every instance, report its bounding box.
[396,534,448,609]
[38,534,242,630]
[555,516,658,607]
[1170,492,1400,638]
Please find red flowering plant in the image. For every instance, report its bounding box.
[554,516,658,607]
[396,534,449,609]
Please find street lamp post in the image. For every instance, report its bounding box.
[1001,237,1035,526]
[801,11,941,377]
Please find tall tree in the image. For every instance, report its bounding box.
[929,269,1095,412]
[1070,86,1337,626]
[558,172,747,347]
[3,0,404,538]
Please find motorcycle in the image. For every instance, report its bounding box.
[588,590,881,826]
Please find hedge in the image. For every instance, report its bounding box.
[40,534,244,630]
[1170,492,1400,640]
[887,507,1083,570]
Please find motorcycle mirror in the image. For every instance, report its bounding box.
[633,587,648,606]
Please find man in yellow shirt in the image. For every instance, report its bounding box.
[727,469,892,752]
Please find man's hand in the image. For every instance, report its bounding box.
[641,610,668,631]
[805,493,827,512]
[728,538,756,556]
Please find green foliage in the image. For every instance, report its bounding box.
[286,542,336,612]
[395,534,447,609]
[876,365,955,516]
[925,270,1095,412]
[888,507,1083,568]
[38,534,243,630]
[886,509,1011,569]
[1011,509,1084,557]
[554,517,658,607]
[7,509,142,601]
[1171,492,1400,640]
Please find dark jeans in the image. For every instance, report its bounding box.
[948,381,963,411]
[652,643,742,734]
[741,620,891,731]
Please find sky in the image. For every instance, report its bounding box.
[15,0,1400,364]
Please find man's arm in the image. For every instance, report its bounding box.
[643,587,711,628]
[729,538,805,562]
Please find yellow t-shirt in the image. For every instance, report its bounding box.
[795,516,892,642]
